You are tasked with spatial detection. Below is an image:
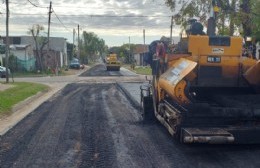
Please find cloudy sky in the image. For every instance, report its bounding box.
[0,0,181,46]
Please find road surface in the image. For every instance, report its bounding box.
[1,64,260,168]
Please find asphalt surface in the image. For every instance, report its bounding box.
[117,82,143,109]
[0,65,146,136]
[1,64,260,168]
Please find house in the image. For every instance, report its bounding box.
[9,44,35,71]
[133,44,149,66]
[20,36,68,69]
[2,36,68,71]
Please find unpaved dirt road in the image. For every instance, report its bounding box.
[1,64,260,168]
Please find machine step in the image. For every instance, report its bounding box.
[182,128,234,144]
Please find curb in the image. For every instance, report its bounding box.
[11,89,49,113]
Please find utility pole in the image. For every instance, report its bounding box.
[5,0,9,83]
[143,29,145,66]
[170,16,174,44]
[73,28,75,57]
[207,0,219,36]
[129,36,131,63]
[47,1,52,52]
[143,29,145,45]
[77,24,80,58]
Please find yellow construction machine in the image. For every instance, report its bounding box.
[140,3,260,144]
[106,53,121,71]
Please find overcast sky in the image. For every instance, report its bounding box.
[0,0,181,46]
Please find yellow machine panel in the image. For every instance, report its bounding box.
[165,35,260,88]
[141,34,260,144]
[140,3,260,143]
[188,35,243,57]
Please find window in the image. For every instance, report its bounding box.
[209,36,230,46]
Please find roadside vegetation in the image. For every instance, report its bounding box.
[0,82,48,116]
[9,66,87,77]
[165,0,260,40]
[133,66,152,75]
[124,65,152,75]
[12,72,48,78]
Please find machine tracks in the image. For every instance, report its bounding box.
[79,85,117,168]
[0,83,174,168]
[1,82,260,168]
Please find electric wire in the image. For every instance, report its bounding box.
[52,7,74,33]
[19,0,74,33]
[9,13,171,18]
[27,0,48,9]
[9,0,174,36]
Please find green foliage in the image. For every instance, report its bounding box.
[133,66,152,75]
[124,65,152,75]
[0,82,48,115]
[165,0,211,30]
[109,44,136,64]
[80,31,107,64]
[164,0,258,37]
[251,0,260,41]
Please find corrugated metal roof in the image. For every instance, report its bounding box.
[10,44,31,50]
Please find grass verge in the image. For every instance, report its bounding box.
[123,65,152,75]
[134,66,152,75]
[0,82,48,116]
[12,66,89,77]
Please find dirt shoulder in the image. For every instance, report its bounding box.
[0,83,15,91]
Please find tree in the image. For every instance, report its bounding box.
[28,24,48,71]
[96,39,107,60]
[165,0,211,30]
[8,53,17,72]
[251,0,260,41]
[110,44,136,64]
[164,0,257,37]
[67,42,76,61]
[239,0,252,38]
[80,31,107,63]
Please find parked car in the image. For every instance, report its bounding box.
[0,66,11,78]
[69,58,80,69]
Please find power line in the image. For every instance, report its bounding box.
[10,13,171,18]
[11,13,48,16]
[27,0,48,8]
[9,1,28,5]
[88,14,171,18]
[8,2,171,34]
[8,2,169,12]
[52,8,73,33]
[50,5,166,10]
